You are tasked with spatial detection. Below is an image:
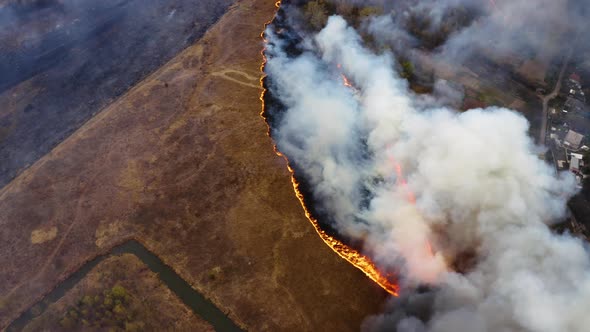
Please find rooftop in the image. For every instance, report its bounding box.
[564,130,585,150]
[570,73,582,83]
[565,111,590,134]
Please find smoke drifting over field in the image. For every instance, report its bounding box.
[264,7,590,332]
[362,0,587,64]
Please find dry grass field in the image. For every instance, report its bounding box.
[0,0,387,330]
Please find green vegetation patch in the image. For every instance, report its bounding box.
[59,285,144,332]
[303,0,383,31]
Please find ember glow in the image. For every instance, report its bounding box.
[259,4,399,296]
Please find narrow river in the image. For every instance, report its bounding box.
[7,240,242,332]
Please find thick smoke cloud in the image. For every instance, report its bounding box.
[362,0,585,64]
[431,0,572,64]
[265,14,588,331]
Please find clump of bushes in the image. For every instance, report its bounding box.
[302,0,383,31]
[60,285,144,331]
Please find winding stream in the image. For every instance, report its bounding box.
[7,240,242,332]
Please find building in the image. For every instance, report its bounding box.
[565,111,590,135]
[570,153,582,172]
[570,73,582,83]
[564,130,585,150]
[569,153,585,187]
[565,96,587,113]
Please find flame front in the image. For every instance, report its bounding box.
[286,163,400,296]
[260,5,399,296]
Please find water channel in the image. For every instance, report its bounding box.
[7,240,242,332]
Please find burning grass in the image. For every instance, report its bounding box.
[259,4,399,296]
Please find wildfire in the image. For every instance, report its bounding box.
[337,64,353,88]
[341,74,353,88]
[390,155,438,264]
[390,155,416,204]
[286,164,400,296]
[259,7,399,296]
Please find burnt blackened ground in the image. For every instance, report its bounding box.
[0,0,234,188]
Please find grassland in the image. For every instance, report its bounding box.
[0,0,386,330]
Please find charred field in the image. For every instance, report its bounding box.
[0,0,234,188]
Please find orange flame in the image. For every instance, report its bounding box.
[334,47,438,269]
[390,155,416,204]
[337,64,354,88]
[341,74,353,88]
[390,154,437,261]
[259,6,399,296]
[285,163,400,296]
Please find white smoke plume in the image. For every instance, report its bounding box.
[265,15,589,332]
[361,0,584,63]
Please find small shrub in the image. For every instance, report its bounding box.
[304,0,328,30]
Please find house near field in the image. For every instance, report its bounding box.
[564,130,585,151]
